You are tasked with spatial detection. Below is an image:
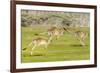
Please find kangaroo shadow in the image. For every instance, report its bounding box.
[23,53,45,57]
[32,54,44,56]
[70,44,88,47]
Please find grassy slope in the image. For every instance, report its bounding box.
[21,26,90,63]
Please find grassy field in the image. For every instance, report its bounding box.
[21,26,90,63]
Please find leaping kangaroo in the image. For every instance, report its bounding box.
[63,27,88,46]
[23,36,52,55]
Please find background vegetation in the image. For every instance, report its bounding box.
[21,10,90,27]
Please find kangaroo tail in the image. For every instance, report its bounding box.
[34,32,47,36]
[22,41,33,51]
[22,47,27,50]
[63,27,67,31]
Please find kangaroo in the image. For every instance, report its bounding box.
[23,37,52,55]
[63,27,88,46]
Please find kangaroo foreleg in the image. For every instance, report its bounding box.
[30,45,37,55]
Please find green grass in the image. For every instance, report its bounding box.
[21,26,90,63]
